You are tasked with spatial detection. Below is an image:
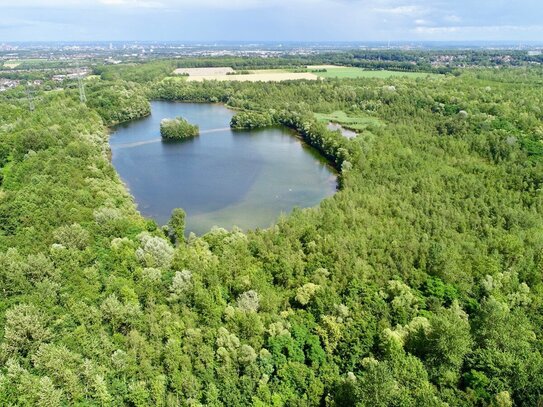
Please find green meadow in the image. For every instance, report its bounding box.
[314,110,385,131]
[314,67,439,79]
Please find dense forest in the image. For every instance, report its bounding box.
[0,59,543,406]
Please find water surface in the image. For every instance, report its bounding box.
[327,122,357,139]
[110,101,337,234]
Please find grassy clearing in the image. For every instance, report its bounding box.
[314,110,385,131]
[163,76,188,82]
[3,61,20,69]
[315,67,438,79]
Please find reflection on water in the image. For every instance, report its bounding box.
[110,101,337,235]
[327,122,357,139]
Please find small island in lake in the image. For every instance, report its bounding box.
[160,117,199,140]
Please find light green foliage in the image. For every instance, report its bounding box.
[492,391,513,407]
[237,290,260,312]
[141,267,162,285]
[135,232,174,268]
[314,110,384,132]
[100,293,141,331]
[37,376,63,407]
[382,280,420,324]
[52,223,89,250]
[295,283,320,305]
[0,58,542,406]
[169,269,193,300]
[2,304,51,357]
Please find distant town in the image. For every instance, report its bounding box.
[1,41,542,92]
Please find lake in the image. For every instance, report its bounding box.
[109,101,337,235]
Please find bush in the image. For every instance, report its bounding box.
[160,117,199,140]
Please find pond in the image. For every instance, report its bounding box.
[326,122,357,139]
[109,101,337,235]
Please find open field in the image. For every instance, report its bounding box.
[315,67,438,79]
[173,66,319,82]
[172,65,435,82]
[2,61,20,69]
[187,72,319,82]
[314,110,385,131]
[247,69,291,74]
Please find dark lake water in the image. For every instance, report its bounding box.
[109,101,337,235]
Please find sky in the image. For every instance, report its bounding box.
[0,0,542,42]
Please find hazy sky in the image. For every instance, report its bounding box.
[0,0,542,42]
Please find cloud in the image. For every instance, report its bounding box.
[373,5,426,16]
[0,0,542,41]
[414,26,459,34]
[414,18,431,25]
[0,0,285,8]
[444,14,462,23]
[0,18,37,29]
[0,0,86,6]
[0,0,166,7]
[414,24,543,35]
[98,0,164,7]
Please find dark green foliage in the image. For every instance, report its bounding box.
[93,60,176,83]
[230,111,274,129]
[160,117,199,140]
[85,80,151,125]
[168,208,186,243]
[0,60,543,406]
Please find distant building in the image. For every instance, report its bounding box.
[0,78,20,92]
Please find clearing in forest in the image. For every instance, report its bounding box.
[314,67,437,79]
[173,66,319,82]
[314,110,385,131]
[3,61,20,69]
[173,65,434,82]
[186,72,319,82]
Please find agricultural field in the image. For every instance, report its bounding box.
[2,60,20,69]
[172,65,437,82]
[187,72,319,82]
[173,66,320,82]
